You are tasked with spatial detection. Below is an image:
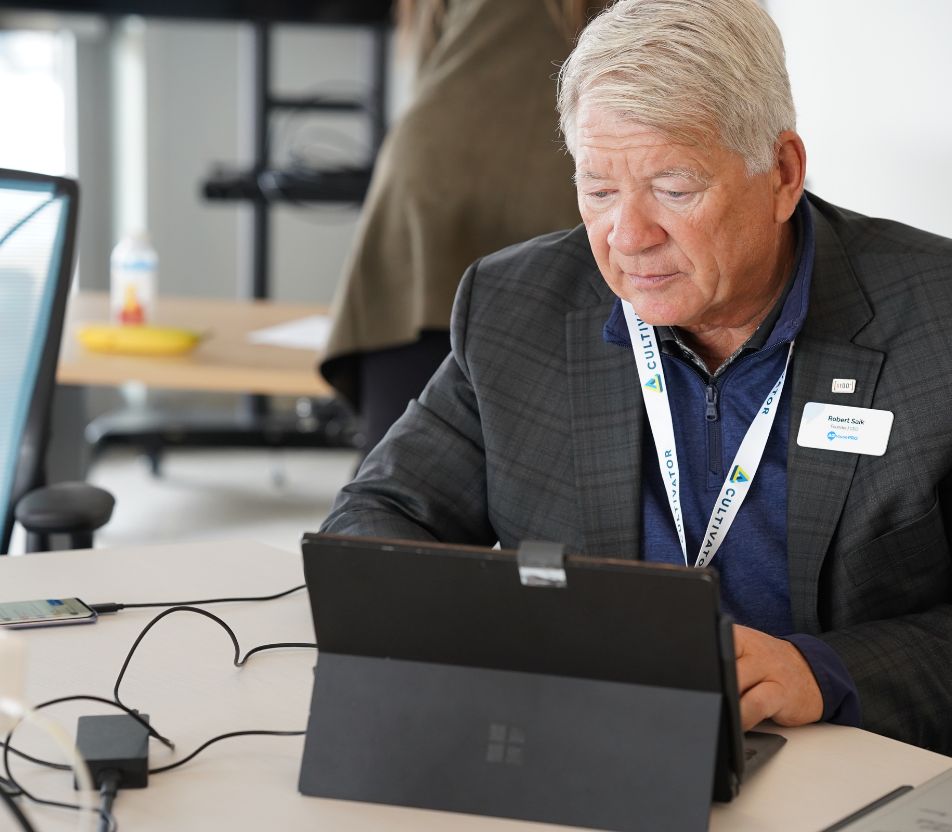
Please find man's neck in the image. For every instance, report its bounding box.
[679,224,796,373]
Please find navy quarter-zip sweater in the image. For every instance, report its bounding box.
[603,197,860,725]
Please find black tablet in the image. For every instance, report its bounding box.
[298,533,780,831]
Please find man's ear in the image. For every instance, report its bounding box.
[772,130,806,223]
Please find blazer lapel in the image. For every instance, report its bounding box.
[786,204,884,633]
[566,301,644,559]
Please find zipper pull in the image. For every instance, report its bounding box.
[705,384,719,422]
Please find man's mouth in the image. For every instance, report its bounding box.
[624,271,679,285]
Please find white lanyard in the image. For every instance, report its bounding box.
[622,301,794,568]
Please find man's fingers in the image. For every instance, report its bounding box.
[734,626,773,695]
[735,652,768,696]
[739,680,782,730]
[732,623,752,658]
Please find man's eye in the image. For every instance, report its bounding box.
[589,190,611,199]
[660,190,689,199]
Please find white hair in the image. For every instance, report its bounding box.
[557,0,796,174]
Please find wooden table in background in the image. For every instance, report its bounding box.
[57,291,333,397]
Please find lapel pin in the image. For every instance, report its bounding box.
[832,378,856,394]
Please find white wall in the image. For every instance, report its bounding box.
[766,0,952,237]
[142,20,242,300]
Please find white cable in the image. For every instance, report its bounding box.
[0,697,96,832]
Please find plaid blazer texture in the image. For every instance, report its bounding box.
[323,193,952,754]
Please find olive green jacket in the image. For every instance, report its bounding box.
[321,0,582,406]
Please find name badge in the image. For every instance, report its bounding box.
[796,402,894,456]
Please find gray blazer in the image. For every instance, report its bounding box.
[322,193,952,754]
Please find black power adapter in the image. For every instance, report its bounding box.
[75,713,150,790]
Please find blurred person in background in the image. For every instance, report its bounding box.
[320,0,611,455]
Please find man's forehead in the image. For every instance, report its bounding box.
[574,165,708,183]
[573,104,728,181]
[575,106,672,147]
[573,131,713,182]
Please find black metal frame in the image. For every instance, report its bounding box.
[85,397,360,476]
[237,20,390,301]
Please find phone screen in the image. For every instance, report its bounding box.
[0,598,97,629]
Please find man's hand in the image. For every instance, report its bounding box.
[734,624,823,730]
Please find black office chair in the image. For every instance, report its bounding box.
[0,168,114,554]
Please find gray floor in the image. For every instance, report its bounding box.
[10,447,360,555]
[6,387,363,556]
[93,447,361,552]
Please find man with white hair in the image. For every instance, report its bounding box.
[322,0,952,754]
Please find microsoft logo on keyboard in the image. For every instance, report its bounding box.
[485,723,526,766]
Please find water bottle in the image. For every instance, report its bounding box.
[110,231,158,326]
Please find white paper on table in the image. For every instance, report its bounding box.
[247,315,331,351]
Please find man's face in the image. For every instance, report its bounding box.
[574,104,791,332]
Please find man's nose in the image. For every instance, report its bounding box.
[607,198,667,255]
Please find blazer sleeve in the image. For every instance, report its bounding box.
[319,260,498,546]
[816,480,952,754]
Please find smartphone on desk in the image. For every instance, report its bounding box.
[0,598,97,629]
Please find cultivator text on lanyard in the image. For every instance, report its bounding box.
[622,300,794,568]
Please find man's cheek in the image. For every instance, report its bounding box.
[582,223,606,258]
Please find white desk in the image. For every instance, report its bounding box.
[2,541,950,832]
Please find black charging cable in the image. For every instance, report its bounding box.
[1,601,316,829]
[0,782,36,832]
[2,604,313,769]
[89,584,306,616]
[1,694,163,831]
[113,605,315,709]
[0,773,23,793]
[96,770,120,832]
[112,605,313,773]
